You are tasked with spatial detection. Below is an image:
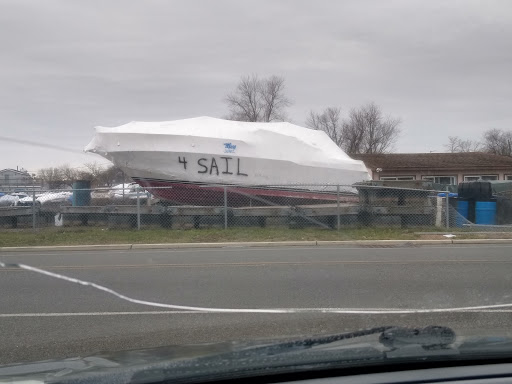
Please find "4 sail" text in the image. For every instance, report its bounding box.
[178,156,248,176]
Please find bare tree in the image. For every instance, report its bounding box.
[306,107,344,146]
[60,165,78,187]
[96,166,124,187]
[483,129,512,156]
[445,136,482,152]
[353,102,401,154]
[309,103,400,154]
[81,162,104,182]
[38,167,64,189]
[38,163,125,189]
[342,107,370,154]
[260,75,292,122]
[225,74,292,122]
[444,130,512,156]
[225,75,261,122]
[445,136,461,153]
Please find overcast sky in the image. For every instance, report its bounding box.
[1,0,511,174]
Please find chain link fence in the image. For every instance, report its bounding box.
[1,182,511,232]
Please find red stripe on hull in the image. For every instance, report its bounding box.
[135,180,357,206]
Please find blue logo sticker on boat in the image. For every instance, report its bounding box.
[223,142,237,153]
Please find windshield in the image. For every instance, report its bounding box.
[1,0,512,381]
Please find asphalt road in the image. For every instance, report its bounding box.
[1,244,512,365]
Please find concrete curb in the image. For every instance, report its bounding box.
[1,238,511,252]
[316,239,454,246]
[452,238,512,244]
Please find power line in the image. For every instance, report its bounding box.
[0,136,88,154]
[0,136,112,172]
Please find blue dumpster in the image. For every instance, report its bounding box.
[475,201,496,225]
[72,180,91,206]
[456,200,469,227]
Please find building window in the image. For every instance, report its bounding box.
[422,176,457,185]
[379,176,415,181]
[506,175,512,181]
[463,175,499,181]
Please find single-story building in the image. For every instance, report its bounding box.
[0,168,34,192]
[351,152,512,185]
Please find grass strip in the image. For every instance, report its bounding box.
[0,226,422,247]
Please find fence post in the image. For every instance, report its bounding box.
[224,186,228,230]
[445,190,450,229]
[32,188,36,231]
[436,195,443,227]
[336,185,340,231]
[136,186,141,230]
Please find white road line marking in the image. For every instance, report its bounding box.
[1,309,512,317]
[0,311,196,317]
[9,263,287,313]
[2,261,512,315]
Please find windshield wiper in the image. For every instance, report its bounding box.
[380,325,456,349]
[236,325,456,357]
[243,326,392,356]
[125,326,458,384]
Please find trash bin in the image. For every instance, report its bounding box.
[475,201,497,225]
[458,181,493,200]
[496,196,512,225]
[72,180,91,206]
[456,200,469,227]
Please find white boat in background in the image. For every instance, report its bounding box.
[0,193,27,207]
[108,183,153,201]
[17,191,72,206]
[85,117,370,205]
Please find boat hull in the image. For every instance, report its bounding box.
[132,178,358,206]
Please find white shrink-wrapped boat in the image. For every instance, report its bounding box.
[85,117,370,205]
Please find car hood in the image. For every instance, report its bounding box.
[3,328,512,384]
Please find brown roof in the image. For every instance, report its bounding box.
[351,152,512,171]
